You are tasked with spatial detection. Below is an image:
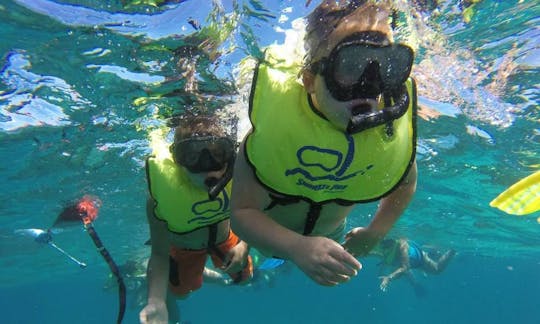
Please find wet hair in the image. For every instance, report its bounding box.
[304,0,393,64]
[173,114,226,143]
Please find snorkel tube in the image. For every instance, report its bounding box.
[346,85,409,134]
[207,155,235,200]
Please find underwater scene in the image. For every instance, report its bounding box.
[0,0,538,323]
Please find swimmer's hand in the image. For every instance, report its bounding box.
[139,300,167,324]
[289,235,361,286]
[379,276,391,292]
[222,240,249,273]
[342,227,383,257]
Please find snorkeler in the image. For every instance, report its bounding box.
[231,0,418,286]
[370,237,456,293]
[140,114,252,324]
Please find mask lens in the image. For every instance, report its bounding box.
[333,45,376,86]
[329,44,413,96]
[172,137,234,173]
[174,140,201,166]
[379,45,414,87]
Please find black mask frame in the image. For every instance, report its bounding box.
[309,32,414,101]
[170,136,235,173]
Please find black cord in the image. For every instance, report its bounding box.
[85,224,126,324]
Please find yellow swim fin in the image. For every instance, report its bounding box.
[490,170,540,215]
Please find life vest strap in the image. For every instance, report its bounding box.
[264,193,302,211]
[303,203,323,235]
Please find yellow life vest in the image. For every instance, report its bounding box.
[246,62,417,204]
[145,156,231,234]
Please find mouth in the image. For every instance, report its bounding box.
[348,99,378,116]
[204,177,220,188]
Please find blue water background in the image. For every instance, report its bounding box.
[2,256,539,323]
[1,0,539,323]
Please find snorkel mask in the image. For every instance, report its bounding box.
[171,135,236,199]
[309,31,414,134]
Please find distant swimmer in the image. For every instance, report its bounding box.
[370,237,456,295]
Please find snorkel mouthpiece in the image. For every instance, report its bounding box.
[346,85,409,134]
[205,176,220,189]
[351,100,378,116]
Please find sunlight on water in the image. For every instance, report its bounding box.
[1,51,91,131]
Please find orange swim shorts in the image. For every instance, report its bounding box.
[168,230,253,296]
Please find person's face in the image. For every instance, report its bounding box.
[303,9,392,131]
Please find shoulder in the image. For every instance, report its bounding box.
[398,239,409,249]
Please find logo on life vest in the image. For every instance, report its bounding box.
[285,134,373,193]
[188,190,229,225]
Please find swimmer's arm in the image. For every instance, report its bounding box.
[232,138,360,286]
[231,139,303,259]
[145,197,170,307]
[368,161,417,237]
[386,265,409,283]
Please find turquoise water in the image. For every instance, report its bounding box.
[0,0,539,323]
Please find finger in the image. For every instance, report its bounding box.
[321,268,350,283]
[325,257,358,278]
[222,262,232,271]
[222,261,235,272]
[333,273,352,283]
[305,267,340,287]
[318,265,355,285]
[344,227,361,238]
[329,245,361,274]
[335,248,362,272]
[312,274,339,287]
[316,274,349,286]
[341,244,357,258]
[139,311,147,324]
[223,257,241,272]
[221,254,232,269]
